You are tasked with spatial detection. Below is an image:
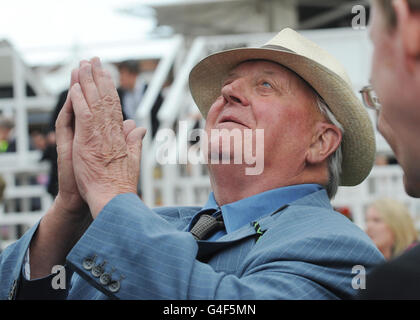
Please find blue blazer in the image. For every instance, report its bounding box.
[0,189,384,299]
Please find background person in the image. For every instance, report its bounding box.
[117,60,163,138]
[117,59,143,120]
[0,116,15,153]
[357,0,420,299]
[365,198,418,260]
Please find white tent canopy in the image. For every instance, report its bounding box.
[129,0,368,37]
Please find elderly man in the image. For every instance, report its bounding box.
[0,28,383,300]
[358,0,420,299]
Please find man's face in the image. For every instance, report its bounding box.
[370,3,420,197]
[119,68,137,90]
[369,4,397,118]
[0,127,11,141]
[204,60,325,176]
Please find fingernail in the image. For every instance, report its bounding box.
[92,57,101,68]
[73,83,82,92]
[79,60,89,67]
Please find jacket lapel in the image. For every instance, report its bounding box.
[195,225,257,262]
[195,212,278,262]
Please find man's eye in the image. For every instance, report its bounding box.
[261,81,272,88]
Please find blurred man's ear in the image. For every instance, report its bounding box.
[393,0,420,69]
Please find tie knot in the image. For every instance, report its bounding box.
[190,210,224,240]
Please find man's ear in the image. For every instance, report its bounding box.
[393,0,420,66]
[306,122,342,165]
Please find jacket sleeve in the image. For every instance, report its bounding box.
[0,220,75,300]
[0,222,38,299]
[66,193,379,299]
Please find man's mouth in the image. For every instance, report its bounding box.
[218,115,249,128]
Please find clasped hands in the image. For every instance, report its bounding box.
[55,57,147,219]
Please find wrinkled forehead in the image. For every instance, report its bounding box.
[226,59,294,78]
[226,59,319,99]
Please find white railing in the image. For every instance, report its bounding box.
[0,43,56,251]
[0,153,53,251]
[333,165,420,230]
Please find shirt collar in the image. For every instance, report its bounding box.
[191,184,322,234]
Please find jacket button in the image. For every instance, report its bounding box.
[82,255,97,271]
[91,261,106,278]
[108,280,120,293]
[100,273,112,286]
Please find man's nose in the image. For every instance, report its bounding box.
[221,78,250,106]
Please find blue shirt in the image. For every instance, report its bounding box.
[188,184,323,241]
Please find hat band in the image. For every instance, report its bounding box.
[261,44,295,53]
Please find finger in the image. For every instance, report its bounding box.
[70,83,93,134]
[126,127,147,160]
[90,57,119,99]
[70,68,79,87]
[78,61,100,108]
[55,91,75,147]
[90,57,123,121]
[55,68,79,146]
[123,119,137,139]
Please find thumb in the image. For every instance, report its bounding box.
[55,94,73,147]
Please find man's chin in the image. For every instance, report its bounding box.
[403,174,420,198]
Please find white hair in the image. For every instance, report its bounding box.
[315,95,344,199]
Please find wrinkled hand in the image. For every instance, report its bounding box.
[69,57,146,218]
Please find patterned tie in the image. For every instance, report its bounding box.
[190,210,224,240]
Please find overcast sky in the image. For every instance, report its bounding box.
[0,0,156,50]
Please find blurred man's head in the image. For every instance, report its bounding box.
[31,131,47,151]
[118,60,140,91]
[0,117,14,141]
[369,0,420,197]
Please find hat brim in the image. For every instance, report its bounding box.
[189,47,376,186]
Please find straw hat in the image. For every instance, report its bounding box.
[189,28,375,186]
